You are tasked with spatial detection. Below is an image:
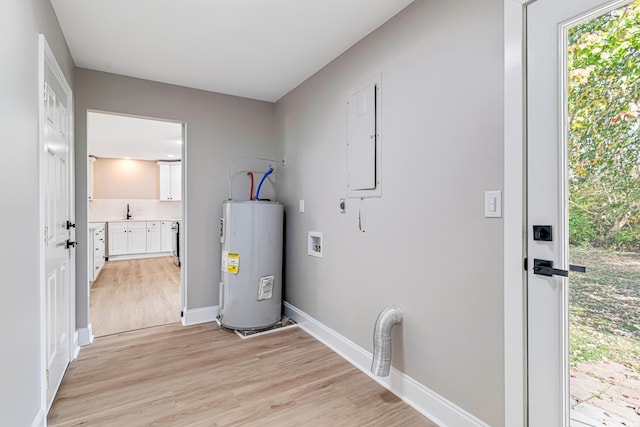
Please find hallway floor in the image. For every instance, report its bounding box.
[90,256,180,337]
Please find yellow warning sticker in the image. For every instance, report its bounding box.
[227,252,240,274]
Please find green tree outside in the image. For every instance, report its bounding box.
[568,1,640,249]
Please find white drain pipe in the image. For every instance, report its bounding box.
[371,306,403,377]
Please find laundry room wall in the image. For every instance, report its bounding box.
[74,69,279,332]
[1,0,75,424]
[275,0,505,425]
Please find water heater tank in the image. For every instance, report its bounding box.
[218,201,284,330]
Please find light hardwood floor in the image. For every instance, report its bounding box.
[90,257,181,337]
[48,323,435,426]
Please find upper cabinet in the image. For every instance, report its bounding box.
[158,161,181,201]
[88,156,96,200]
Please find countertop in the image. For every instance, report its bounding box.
[89,218,181,223]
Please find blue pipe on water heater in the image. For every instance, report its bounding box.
[255,166,274,200]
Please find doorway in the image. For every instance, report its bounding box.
[526,0,638,425]
[566,2,640,424]
[86,111,185,337]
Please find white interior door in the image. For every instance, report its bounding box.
[526,0,628,425]
[40,35,74,411]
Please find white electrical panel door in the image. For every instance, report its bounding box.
[347,83,377,191]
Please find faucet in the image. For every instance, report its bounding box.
[126,203,132,220]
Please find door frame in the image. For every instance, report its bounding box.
[503,1,632,425]
[504,2,529,426]
[38,33,77,414]
[83,110,187,337]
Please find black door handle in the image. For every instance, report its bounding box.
[66,220,76,229]
[533,259,586,277]
[65,240,78,249]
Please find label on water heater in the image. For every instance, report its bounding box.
[257,275,274,301]
[227,252,240,274]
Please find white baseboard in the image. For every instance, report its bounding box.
[182,305,219,326]
[283,302,489,427]
[107,252,172,261]
[30,407,45,427]
[77,324,94,346]
[72,331,81,359]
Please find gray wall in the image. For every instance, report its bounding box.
[275,0,505,425]
[0,0,74,424]
[75,69,279,329]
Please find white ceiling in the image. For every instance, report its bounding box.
[87,112,183,161]
[50,0,415,102]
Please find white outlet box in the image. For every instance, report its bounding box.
[308,231,323,258]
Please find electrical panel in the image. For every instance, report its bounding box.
[347,74,381,198]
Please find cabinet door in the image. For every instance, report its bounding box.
[93,228,105,280]
[161,221,172,252]
[159,164,171,200]
[170,164,181,201]
[89,231,96,281]
[108,222,128,256]
[88,157,96,200]
[95,227,105,264]
[128,221,147,254]
[146,226,161,253]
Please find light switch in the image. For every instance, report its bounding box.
[299,200,305,213]
[485,191,502,218]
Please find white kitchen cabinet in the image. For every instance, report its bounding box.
[161,221,173,252]
[158,162,181,201]
[109,221,147,255]
[108,222,129,255]
[90,223,106,282]
[88,156,96,200]
[128,221,147,254]
[146,221,161,253]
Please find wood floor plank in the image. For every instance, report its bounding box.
[90,256,180,337]
[48,323,435,426]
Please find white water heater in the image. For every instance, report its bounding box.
[218,200,284,330]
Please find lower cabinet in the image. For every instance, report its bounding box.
[109,221,147,255]
[90,223,106,282]
[146,221,161,253]
[107,220,174,258]
[161,221,173,252]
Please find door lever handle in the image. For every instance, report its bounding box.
[533,259,586,277]
[569,264,586,273]
[65,240,78,249]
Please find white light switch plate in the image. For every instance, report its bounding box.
[299,200,305,213]
[485,191,502,218]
